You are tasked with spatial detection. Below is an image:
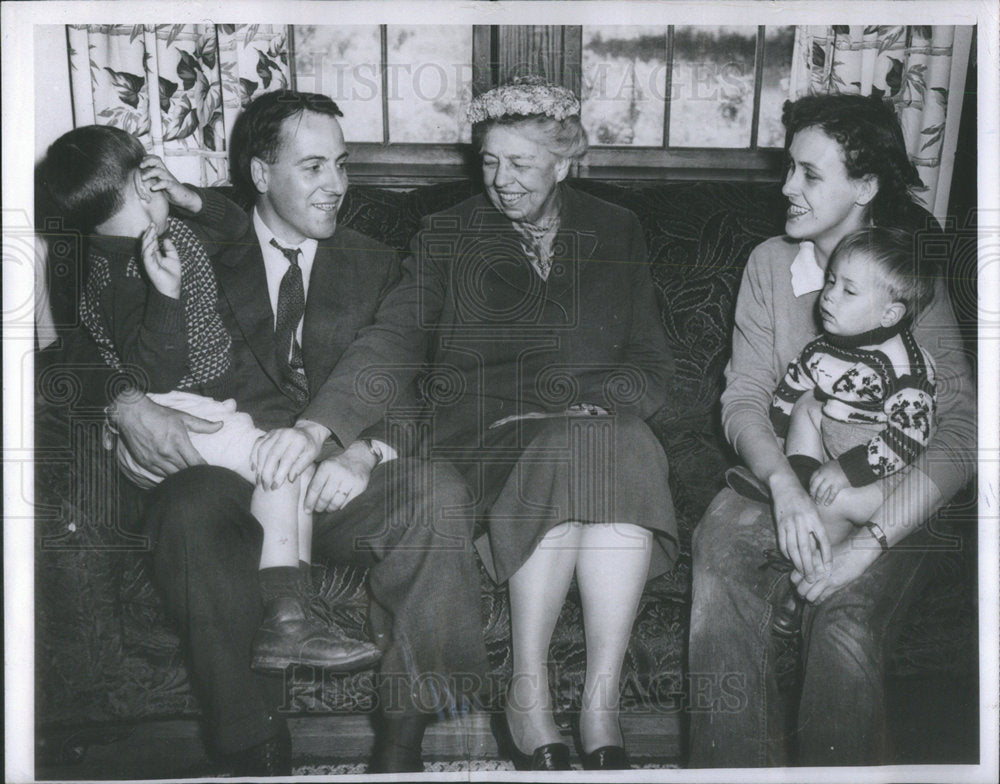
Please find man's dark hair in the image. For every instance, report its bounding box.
[39,125,146,230]
[832,226,937,319]
[229,90,343,200]
[782,94,925,230]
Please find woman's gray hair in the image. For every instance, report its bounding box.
[472,114,589,161]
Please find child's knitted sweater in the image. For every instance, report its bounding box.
[770,321,936,487]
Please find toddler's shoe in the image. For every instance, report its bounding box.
[760,549,804,638]
[772,588,804,638]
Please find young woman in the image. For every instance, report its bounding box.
[687,94,976,766]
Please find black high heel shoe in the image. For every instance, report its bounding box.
[582,745,631,770]
[570,713,631,770]
[490,708,571,771]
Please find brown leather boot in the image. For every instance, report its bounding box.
[251,595,382,673]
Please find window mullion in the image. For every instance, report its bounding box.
[287,25,298,83]
[379,25,389,145]
[749,26,765,150]
[663,27,674,148]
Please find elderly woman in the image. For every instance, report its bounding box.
[317,78,679,769]
[688,94,976,766]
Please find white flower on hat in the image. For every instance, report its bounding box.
[467,76,581,124]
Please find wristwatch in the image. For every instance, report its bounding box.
[863,521,889,553]
[360,438,384,467]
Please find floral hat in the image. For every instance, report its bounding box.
[467,75,581,124]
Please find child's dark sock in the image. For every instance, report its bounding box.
[258,566,301,602]
[787,454,821,491]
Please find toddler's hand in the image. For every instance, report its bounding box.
[140,155,202,213]
[140,223,182,299]
[809,460,850,506]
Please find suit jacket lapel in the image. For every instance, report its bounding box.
[302,239,341,390]
[214,229,285,391]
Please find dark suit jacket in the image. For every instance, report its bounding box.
[309,185,674,449]
[212,224,402,439]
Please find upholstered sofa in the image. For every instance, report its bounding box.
[34,177,978,768]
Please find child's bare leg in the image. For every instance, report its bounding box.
[786,392,825,459]
[785,393,826,490]
[251,466,380,672]
[252,465,314,566]
[296,465,315,565]
[251,479,301,569]
[816,483,884,546]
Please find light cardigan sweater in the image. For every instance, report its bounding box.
[722,235,975,505]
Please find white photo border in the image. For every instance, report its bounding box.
[4,2,997,783]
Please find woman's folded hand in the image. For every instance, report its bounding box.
[770,472,831,583]
[790,538,876,604]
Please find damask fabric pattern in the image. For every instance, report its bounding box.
[35,180,977,728]
[66,24,291,187]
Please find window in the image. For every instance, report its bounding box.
[577,25,793,177]
[288,24,794,183]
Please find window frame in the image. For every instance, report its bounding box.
[289,24,790,186]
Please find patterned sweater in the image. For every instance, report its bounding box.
[769,321,937,487]
[78,187,246,398]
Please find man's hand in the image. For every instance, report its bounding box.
[809,459,850,506]
[140,223,182,299]
[140,155,202,213]
[770,472,831,583]
[113,393,222,478]
[250,420,330,490]
[305,441,378,513]
[790,536,880,604]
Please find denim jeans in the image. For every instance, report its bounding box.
[687,488,936,767]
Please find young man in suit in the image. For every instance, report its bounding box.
[109,91,488,775]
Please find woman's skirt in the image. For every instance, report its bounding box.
[451,412,678,584]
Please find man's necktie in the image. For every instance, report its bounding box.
[270,239,310,408]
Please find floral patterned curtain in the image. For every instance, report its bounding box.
[789,25,973,219]
[66,24,291,187]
